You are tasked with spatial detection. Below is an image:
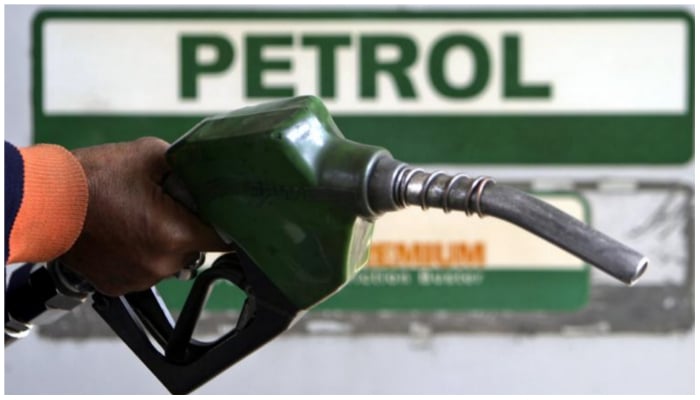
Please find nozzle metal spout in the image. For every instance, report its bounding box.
[479,184,648,286]
[367,157,648,286]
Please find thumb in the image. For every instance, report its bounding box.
[156,184,230,253]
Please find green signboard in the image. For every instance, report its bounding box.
[32,9,692,311]
[33,10,693,164]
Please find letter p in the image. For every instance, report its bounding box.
[180,35,234,99]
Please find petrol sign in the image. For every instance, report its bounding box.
[33,9,693,312]
[35,10,693,165]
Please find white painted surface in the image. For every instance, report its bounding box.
[43,19,687,114]
[4,331,694,394]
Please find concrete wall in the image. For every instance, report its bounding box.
[5,330,694,394]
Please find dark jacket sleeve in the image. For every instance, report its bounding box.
[5,141,24,263]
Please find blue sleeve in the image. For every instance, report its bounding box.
[5,141,24,263]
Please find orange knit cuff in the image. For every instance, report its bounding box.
[7,144,89,263]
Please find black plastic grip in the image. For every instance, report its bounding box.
[92,251,300,394]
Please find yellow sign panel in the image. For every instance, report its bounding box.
[369,195,585,270]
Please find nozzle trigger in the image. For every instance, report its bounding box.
[92,251,301,394]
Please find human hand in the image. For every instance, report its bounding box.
[60,137,228,296]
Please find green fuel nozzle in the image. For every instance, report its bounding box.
[167,95,647,293]
[92,95,648,394]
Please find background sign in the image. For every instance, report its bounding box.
[35,10,692,164]
[33,10,693,313]
[11,6,693,395]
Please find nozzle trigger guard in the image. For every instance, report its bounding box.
[92,251,301,394]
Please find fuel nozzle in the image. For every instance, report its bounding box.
[4,95,649,396]
[166,94,648,297]
[86,95,649,394]
[365,157,648,286]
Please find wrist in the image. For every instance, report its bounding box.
[8,144,89,263]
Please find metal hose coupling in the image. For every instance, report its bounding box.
[367,156,648,286]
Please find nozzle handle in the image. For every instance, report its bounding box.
[92,251,300,394]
